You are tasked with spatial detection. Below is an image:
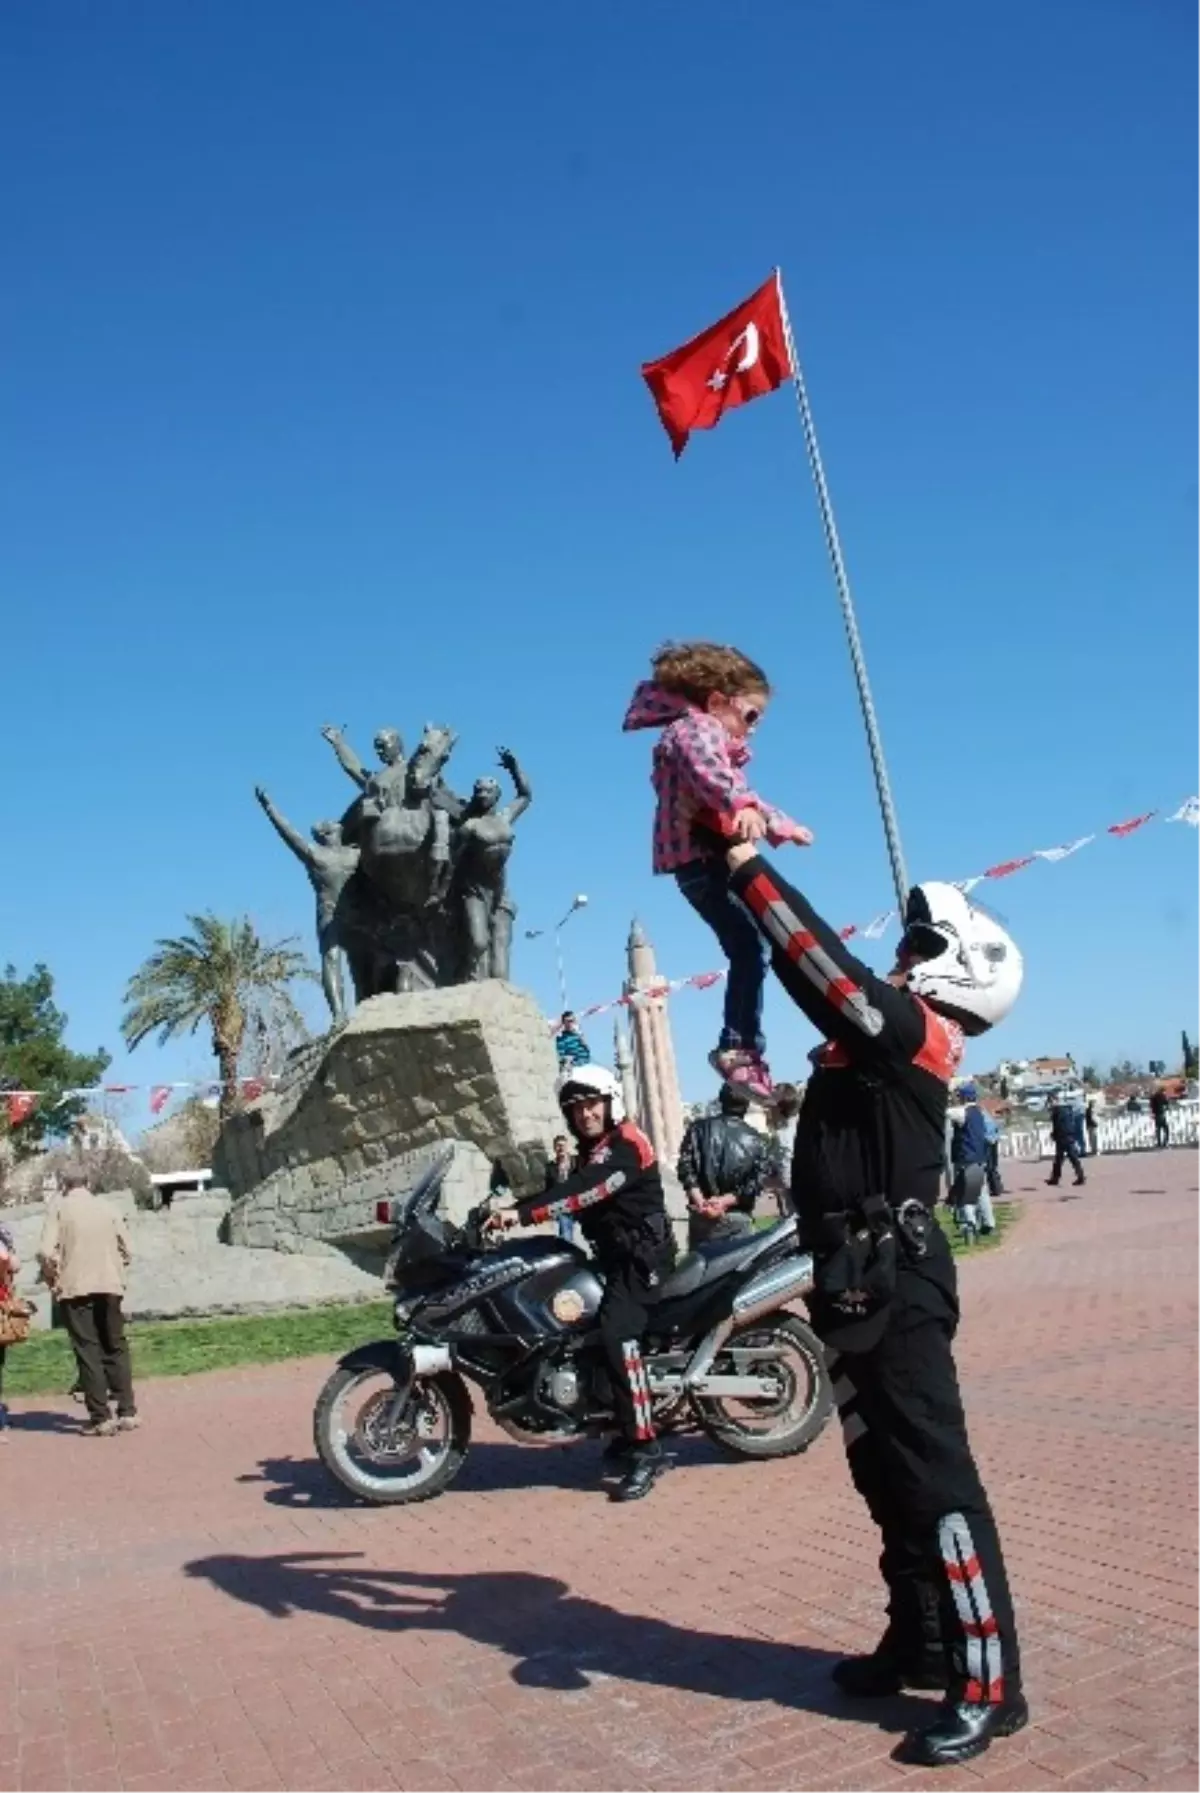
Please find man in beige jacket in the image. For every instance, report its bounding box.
[39,1171,138,1437]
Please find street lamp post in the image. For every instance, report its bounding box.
[525,893,588,1013]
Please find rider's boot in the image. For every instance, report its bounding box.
[833,1581,947,1696]
[600,1434,633,1474]
[902,1691,1030,1766]
[609,1439,668,1502]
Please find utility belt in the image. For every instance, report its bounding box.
[814,1195,934,1259]
[598,1210,676,1282]
[809,1195,935,1350]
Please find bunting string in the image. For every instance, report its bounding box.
[3,794,1194,1119]
[2,1077,276,1129]
[559,794,1198,1026]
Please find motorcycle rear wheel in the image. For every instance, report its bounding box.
[314,1363,472,1504]
[691,1313,832,1458]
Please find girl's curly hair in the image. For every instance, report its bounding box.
[650,640,771,706]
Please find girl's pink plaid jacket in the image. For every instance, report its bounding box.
[623,681,800,874]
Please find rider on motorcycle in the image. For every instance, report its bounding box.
[498,1063,676,1502]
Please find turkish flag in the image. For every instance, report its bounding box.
[149,1085,171,1116]
[7,1092,37,1126]
[641,273,791,457]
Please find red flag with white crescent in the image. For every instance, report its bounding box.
[641,273,791,458]
[7,1092,37,1126]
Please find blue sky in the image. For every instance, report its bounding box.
[1,0,1195,1121]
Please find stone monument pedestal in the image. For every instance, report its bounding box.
[216,982,560,1256]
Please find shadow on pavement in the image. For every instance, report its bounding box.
[182,1549,928,1735]
[241,1433,738,1507]
[5,1408,90,1434]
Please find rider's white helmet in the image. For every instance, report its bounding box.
[556,1062,626,1125]
[902,880,1023,1036]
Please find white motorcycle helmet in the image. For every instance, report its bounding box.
[901,880,1023,1036]
[556,1063,626,1125]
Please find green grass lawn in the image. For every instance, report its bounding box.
[4,1201,1019,1401]
[939,1197,1017,1256]
[3,1300,393,1400]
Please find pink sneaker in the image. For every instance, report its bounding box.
[708,1048,774,1104]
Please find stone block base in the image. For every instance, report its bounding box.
[217,981,560,1253]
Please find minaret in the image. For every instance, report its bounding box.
[624,918,684,1167]
[613,1018,639,1127]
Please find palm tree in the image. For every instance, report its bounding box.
[122,915,315,1119]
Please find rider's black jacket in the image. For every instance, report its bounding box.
[517,1121,674,1276]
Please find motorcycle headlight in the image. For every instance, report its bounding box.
[392,1295,419,1328]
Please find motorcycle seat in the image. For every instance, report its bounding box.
[658,1217,794,1302]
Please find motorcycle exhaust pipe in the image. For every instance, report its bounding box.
[680,1253,814,1394]
[730,1253,814,1328]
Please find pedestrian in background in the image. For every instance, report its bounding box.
[546,1133,577,1242]
[950,1085,995,1242]
[677,1084,769,1247]
[38,1172,139,1437]
[1047,1098,1086,1189]
[1070,1094,1087,1164]
[554,1012,591,1071]
[981,1106,1005,1207]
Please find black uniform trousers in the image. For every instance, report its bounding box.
[824,1233,1021,1705]
[597,1261,660,1444]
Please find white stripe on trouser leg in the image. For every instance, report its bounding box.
[938,1511,1003,1703]
[621,1339,654,1441]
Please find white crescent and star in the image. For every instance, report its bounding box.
[707,321,761,391]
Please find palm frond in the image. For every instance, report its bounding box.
[123,913,317,1066]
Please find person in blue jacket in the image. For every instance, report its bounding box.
[950,1085,995,1241]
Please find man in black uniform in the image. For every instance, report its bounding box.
[720,832,1028,1769]
[501,1063,675,1503]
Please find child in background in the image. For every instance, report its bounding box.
[623,640,812,1102]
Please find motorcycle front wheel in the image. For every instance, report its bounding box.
[691,1313,832,1458]
[313,1362,472,1504]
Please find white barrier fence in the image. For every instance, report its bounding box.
[999,1101,1200,1162]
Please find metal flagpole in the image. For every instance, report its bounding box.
[775,268,911,911]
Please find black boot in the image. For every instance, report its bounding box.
[835,1576,947,1697]
[600,1435,633,1474]
[609,1441,667,1502]
[902,1693,1029,1766]
[833,1645,946,1697]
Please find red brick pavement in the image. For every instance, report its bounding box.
[2,1150,1196,1793]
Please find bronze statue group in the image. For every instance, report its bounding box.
[256,723,531,1021]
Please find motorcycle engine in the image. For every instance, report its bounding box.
[538,1363,585,1416]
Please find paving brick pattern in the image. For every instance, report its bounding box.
[2,1151,1196,1792]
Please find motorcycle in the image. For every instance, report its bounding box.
[314,1148,832,1504]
